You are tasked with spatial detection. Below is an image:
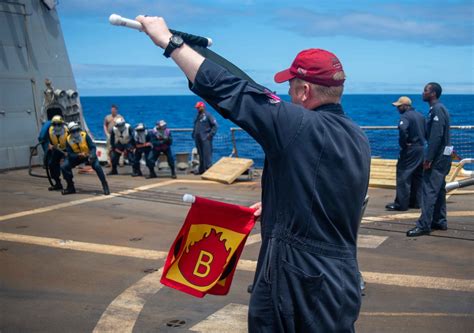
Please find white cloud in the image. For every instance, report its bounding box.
[72,63,190,95]
[273,7,473,46]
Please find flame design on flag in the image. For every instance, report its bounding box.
[178,229,230,286]
[160,196,256,297]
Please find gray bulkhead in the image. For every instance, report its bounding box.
[0,0,88,170]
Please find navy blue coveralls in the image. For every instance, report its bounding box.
[416,102,451,230]
[110,125,135,174]
[191,59,371,332]
[192,110,218,174]
[147,128,176,177]
[61,133,108,189]
[132,130,151,176]
[394,108,426,210]
[44,125,68,185]
[38,120,52,165]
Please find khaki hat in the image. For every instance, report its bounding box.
[392,96,412,107]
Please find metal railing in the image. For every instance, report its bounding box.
[94,126,474,169]
[228,126,474,168]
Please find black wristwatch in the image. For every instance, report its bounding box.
[163,35,184,58]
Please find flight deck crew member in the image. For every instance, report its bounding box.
[44,115,69,191]
[61,122,110,195]
[108,117,135,175]
[137,16,371,332]
[385,96,425,211]
[132,123,152,177]
[147,120,176,179]
[407,83,452,237]
[192,101,217,174]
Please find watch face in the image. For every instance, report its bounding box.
[171,35,184,45]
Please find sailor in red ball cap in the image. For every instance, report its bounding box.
[138,15,370,333]
[192,101,218,174]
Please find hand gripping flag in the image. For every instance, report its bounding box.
[160,196,256,297]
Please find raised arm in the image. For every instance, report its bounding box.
[136,15,303,155]
[136,16,204,84]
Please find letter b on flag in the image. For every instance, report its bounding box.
[194,250,213,277]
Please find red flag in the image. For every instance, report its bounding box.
[160,196,256,298]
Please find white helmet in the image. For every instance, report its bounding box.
[157,120,167,129]
[67,121,81,132]
[135,123,145,131]
[115,117,125,127]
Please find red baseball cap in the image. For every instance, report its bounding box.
[195,101,205,109]
[274,49,345,87]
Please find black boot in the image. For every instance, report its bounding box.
[146,170,157,179]
[62,184,76,195]
[102,182,110,195]
[131,170,142,177]
[107,169,118,176]
[171,169,177,179]
[48,181,63,191]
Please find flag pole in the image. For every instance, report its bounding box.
[183,194,196,203]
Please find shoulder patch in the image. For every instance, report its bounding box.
[399,121,404,126]
[264,90,281,104]
[433,115,439,121]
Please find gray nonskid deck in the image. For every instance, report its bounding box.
[0,166,473,332]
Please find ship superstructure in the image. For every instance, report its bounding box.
[0,0,87,169]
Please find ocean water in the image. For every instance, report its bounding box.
[81,95,474,167]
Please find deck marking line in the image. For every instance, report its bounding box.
[0,180,176,222]
[245,233,388,249]
[357,235,388,248]
[190,303,248,333]
[93,268,164,333]
[2,232,473,293]
[189,303,473,332]
[189,303,474,332]
[0,179,225,223]
[245,233,261,246]
[0,232,256,271]
[362,271,474,292]
[0,232,168,260]
[362,210,474,224]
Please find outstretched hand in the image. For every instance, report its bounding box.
[135,16,172,49]
[250,202,262,218]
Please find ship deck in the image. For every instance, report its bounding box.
[0,166,473,333]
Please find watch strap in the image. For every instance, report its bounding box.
[163,36,183,58]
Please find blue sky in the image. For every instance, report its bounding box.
[58,0,473,96]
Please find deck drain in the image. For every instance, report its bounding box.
[143,268,158,274]
[166,319,186,328]
[129,237,142,242]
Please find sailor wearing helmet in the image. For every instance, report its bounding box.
[147,120,176,179]
[108,117,135,175]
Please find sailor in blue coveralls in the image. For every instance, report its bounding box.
[131,123,152,177]
[108,117,135,175]
[385,96,426,211]
[138,17,370,332]
[39,115,69,191]
[407,83,452,237]
[61,122,110,195]
[192,101,218,174]
[147,120,177,179]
